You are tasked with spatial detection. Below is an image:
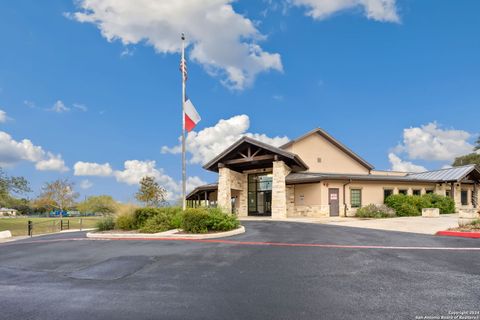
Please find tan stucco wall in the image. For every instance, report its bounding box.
[282,132,370,174]
[370,170,408,176]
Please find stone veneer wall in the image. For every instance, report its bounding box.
[217,167,248,216]
[217,167,232,213]
[271,160,291,219]
[286,185,295,217]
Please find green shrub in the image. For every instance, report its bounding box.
[181,208,239,233]
[355,204,396,218]
[139,213,174,233]
[422,194,455,214]
[385,193,456,216]
[133,208,161,228]
[132,207,183,231]
[116,213,136,230]
[181,208,210,233]
[96,216,115,231]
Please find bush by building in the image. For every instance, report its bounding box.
[116,206,239,234]
[384,194,455,217]
[355,204,396,218]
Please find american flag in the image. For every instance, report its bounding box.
[179,58,187,81]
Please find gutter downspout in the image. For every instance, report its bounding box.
[343,179,352,217]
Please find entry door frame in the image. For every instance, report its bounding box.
[328,188,340,217]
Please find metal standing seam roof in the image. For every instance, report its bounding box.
[285,165,480,184]
[406,164,479,182]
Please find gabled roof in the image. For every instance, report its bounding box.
[279,128,374,171]
[186,183,218,200]
[406,164,480,182]
[202,136,309,172]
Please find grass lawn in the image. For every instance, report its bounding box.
[0,217,102,236]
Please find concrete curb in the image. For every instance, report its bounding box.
[436,231,480,239]
[0,230,12,239]
[87,225,245,240]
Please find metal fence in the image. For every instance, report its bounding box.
[27,218,99,237]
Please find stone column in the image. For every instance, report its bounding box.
[237,173,248,217]
[454,183,462,211]
[272,160,291,219]
[218,167,232,213]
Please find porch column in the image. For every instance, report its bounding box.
[218,165,232,213]
[473,183,478,208]
[272,160,291,219]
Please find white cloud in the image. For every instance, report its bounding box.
[24,100,36,108]
[0,110,7,123]
[50,100,70,113]
[35,154,69,172]
[73,103,88,112]
[0,131,69,172]
[161,114,290,165]
[114,160,206,200]
[80,179,93,190]
[75,159,205,200]
[292,0,400,22]
[388,153,426,173]
[70,0,282,90]
[394,122,474,162]
[74,161,113,176]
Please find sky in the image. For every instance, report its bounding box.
[0,0,479,202]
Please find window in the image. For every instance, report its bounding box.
[426,190,434,194]
[461,190,468,206]
[413,189,421,196]
[445,190,451,198]
[399,189,408,195]
[350,189,362,208]
[384,189,393,203]
[248,173,272,215]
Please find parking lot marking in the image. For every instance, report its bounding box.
[3,237,480,251]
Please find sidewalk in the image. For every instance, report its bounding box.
[239,214,459,235]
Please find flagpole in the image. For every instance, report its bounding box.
[181,33,187,211]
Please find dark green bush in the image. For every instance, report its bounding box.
[116,213,136,230]
[422,194,455,214]
[127,207,183,232]
[355,204,396,218]
[96,216,115,231]
[133,208,161,228]
[385,193,456,216]
[139,212,175,233]
[181,208,239,233]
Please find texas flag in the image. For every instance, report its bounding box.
[184,98,201,132]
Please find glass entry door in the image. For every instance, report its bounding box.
[248,173,272,216]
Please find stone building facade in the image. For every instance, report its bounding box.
[187,129,480,218]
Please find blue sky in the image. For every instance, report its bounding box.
[0,0,479,202]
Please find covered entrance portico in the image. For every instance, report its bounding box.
[200,137,309,218]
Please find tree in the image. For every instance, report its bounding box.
[0,168,31,206]
[135,176,166,207]
[77,195,118,215]
[452,153,480,167]
[475,135,480,151]
[36,179,79,216]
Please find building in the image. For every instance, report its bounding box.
[187,128,480,218]
[0,208,18,217]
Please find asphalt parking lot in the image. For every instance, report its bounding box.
[1,221,479,320]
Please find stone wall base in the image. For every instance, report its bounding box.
[288,205,330,218]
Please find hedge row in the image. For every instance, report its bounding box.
[355,194,456,218]
[114,207,239,234]
[384,194,455,216]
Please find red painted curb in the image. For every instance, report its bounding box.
[436,231,480,239]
